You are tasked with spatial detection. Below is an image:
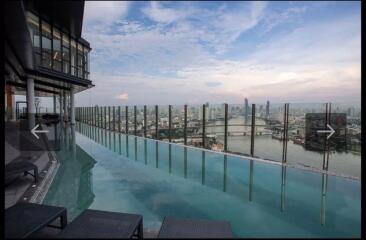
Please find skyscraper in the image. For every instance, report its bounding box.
[266,100,270,119]
[244,98,249,124]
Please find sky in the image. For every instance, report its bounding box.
[74,1,361,107]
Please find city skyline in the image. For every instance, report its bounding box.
[73,1,360,106]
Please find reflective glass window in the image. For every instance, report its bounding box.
[41,21,52,68]
[70,39,77,76]
[52,28,61,71]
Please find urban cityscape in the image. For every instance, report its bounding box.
[5,1,361,238]
[72,99,361,178]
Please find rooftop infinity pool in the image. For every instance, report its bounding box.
[42,122,361,237]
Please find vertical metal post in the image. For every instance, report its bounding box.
[223,155,227,192]
[224,103,228,152]
[168,105,172,142]
[320,173,328,225]
[202,104,206,148]
[113,106,116,131]
[285,104,289,162]
[144,139,147,165]
[134,137,137,161]
[108,106,111,130]
[125,106,129,134]
[155,105,158,139]
[184,147,187,178]
[250,104,256,156]
[184,104,187,145]
[201,151,205,185]
[155,142,159,168]
[249,104,255,202]
[282,103,289,163]
[93,106,96,126]
[134,106,137,136]
[118,134,121,155]
[118,106,121,132]
[98,107,100,127]
[322,103,328,170]
[126,135,129,157]
[281,165,287,212]
[168,144,172,173]
[144,106,147,137]
[104,106,107,129]
[101,107,103,128]
[89,107,92,125]
[323,103,331,171]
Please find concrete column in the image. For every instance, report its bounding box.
[70,87,75,125]
[6,85,16,121]
[27,78,35,128]
[63,91,68,121]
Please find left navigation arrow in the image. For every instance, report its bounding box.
[31,124,49,139]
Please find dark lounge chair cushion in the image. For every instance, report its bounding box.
[5,160,39,184]
[158,217,233,238]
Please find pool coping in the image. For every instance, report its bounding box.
[77,123,361,182]
[29,150,60,204]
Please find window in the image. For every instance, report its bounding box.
[84,47,90,79]
[70,39,77,76]
[62,34,70,74]
[52,28,61,71]
[41,21,52,68]
[77,42,84,78]
[26,11,41,66]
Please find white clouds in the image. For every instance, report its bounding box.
[116,93,129,100]
[77,2,361,106]
[83,1,130,32]
[142,2,194,23]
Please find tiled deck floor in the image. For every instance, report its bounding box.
[5,121,52,208]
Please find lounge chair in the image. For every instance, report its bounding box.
[5,160,39,185]
[57,209,143,239]
[157,217,233,238]
[5,202,67,238]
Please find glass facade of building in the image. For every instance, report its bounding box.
[26,11,90,79]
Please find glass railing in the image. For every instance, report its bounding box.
[75,102,361,179]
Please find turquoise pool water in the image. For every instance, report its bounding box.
[43,123,361,237]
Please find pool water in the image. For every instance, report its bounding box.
[43,123,361,237]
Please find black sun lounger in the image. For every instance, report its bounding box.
[157,217,233,238]
[5,160,39,185]
[57,209,143,239]
[5,202,67,238]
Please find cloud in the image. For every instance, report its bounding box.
[142,2,194,23]
[205,81,223,87]
[78,2,361,106]
[116,93,129,100]
[83,1,130,33]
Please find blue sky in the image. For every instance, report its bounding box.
[75,1,361,106]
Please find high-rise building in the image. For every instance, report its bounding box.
[266,100,270,119]
[244,98,249,124]
[5,1,93,124]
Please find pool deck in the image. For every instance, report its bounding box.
[5,121,57,209]
[5,121,160,238]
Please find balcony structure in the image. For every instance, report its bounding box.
[5,0,94,124]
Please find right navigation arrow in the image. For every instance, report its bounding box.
[317,124,335,140]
